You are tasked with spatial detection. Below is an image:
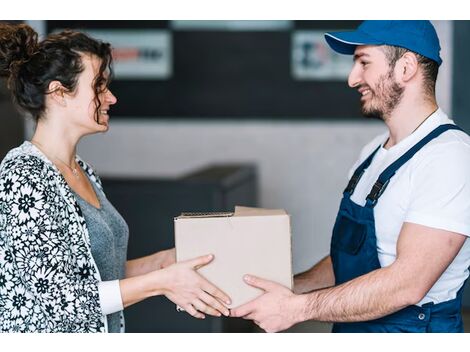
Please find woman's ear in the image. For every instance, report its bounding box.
[48,81,67,107]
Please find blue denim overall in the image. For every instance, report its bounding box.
[330,124,467,333]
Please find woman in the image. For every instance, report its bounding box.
[0,23,230,333]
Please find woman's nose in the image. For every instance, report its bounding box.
[106,89,117,105]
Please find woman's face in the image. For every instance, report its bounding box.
[66,54,117,135]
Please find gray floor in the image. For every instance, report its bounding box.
[269,309,470,333]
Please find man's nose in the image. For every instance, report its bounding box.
[348,64,361,88]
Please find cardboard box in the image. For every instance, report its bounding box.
[174,206,293,308]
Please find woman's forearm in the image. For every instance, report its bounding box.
[125,248,176,278]
[125,253,160,278]
[119,270,165,308]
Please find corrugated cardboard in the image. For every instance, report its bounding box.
[174,206,293,308]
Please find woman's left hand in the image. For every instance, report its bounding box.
[154,248,176,270]
[126,248,177,278]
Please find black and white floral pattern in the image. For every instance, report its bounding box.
[0,142,108,332]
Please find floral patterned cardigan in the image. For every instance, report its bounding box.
[0,142,108,332]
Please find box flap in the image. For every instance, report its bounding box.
[175,206,287,220]
[177,211,234,219]
[234,206,286,217]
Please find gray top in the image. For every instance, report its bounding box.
[73,177,129,333]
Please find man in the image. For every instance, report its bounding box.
[231,20,470,333]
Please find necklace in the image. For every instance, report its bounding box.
[31,140,80,179]
[384,109,438,149]
[411,109,437,134]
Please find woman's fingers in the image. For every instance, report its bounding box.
[185,254,214,270]
[182,254,232,305]
[201,280,231,306]
[164,255,233,319]
[199,290,230,317]
[184,303,205,319]
[192,298,220,317]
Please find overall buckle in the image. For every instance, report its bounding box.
[344,170,364,194]
[366,179,390,205]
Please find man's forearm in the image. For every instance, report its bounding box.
[294,255,335,294]
[297,262,420,323]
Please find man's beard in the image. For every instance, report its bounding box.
[360,69,404,121]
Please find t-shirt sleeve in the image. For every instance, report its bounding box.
[405,142,470,236]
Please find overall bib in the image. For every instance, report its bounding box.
[330,124,467,333]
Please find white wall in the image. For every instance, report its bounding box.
[26,21,453,274]
[433,21,453,115]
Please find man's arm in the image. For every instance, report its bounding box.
[231,222,467,332]
[294,255,335,294]
[300,222,466,322]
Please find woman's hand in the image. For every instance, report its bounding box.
[158,254,231,319]
[125,248,176,278]
[155,247,176,270]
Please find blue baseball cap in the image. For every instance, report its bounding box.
[324,20,442,66]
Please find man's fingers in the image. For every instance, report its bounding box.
[199,291,230,317]
[243,274,277,291]
[186,254,214,269]
[243,312,257,321]
[230,301,256,318]
[202,281,231,306]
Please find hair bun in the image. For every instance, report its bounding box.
[0,23,39,78]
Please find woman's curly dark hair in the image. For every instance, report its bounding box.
[0,23,113,123]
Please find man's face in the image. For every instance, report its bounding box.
[348,45,404,121]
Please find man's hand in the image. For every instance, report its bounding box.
[230,275,304,333]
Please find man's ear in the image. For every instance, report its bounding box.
[48,81,67,107]
[399,52,419,83]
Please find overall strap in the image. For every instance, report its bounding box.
[344,145,381,195]
[365,124,465,207]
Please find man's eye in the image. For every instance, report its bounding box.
[361,61,369,67]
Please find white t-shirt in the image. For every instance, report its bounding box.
[348,108,470,306]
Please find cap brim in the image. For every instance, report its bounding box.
[324,30,383,55]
